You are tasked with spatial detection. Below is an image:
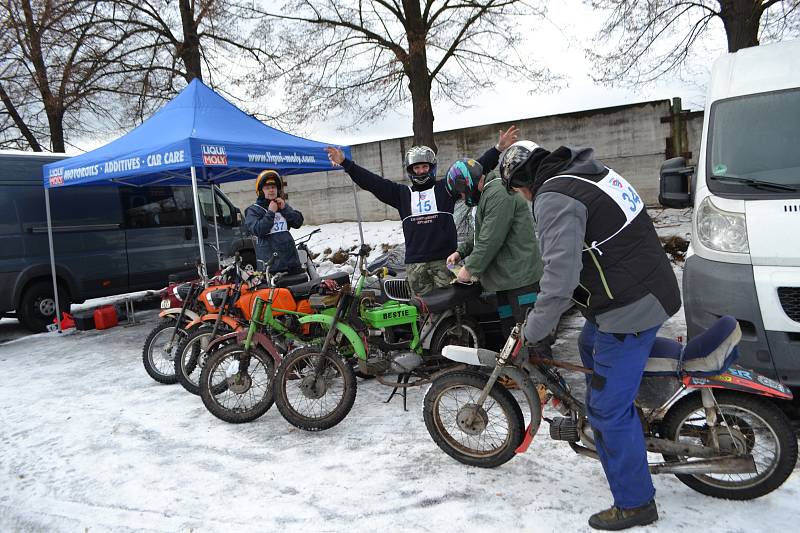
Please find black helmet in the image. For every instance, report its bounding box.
[404,145,437,186]
[499,140,541,190]
[445,158,483,207]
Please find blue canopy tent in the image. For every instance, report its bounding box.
[41,78,350,331]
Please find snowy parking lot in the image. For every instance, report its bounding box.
[1,215,798,532]
[2,312,799,532]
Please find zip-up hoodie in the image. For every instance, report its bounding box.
[245,198,304,273]
[523,146,680,342]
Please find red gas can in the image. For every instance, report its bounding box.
[93,305,118,330]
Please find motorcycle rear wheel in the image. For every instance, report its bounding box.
[273,346,357,431]
[661,390,798,499]
[199,344,275,423]
[423,370,525,468]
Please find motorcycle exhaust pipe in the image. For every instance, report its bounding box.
[649,456,757,475]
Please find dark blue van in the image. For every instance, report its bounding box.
[0,152,255,331]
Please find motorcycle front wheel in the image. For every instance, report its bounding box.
[273,346,357,431]
[423,370,525,468]
[142,320,187,384]
[199,344,275,423]
[661,390,798,500]
[175,325,235,395]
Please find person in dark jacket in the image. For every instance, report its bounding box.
[444,160,543,339]
[245,169,304,274]
[324,126,518,295]
[499,141,680,531]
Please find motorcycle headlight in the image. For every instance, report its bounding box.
[696,196,749,254]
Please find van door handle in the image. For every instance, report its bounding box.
[184,227,192,240]
[202,226,209,239]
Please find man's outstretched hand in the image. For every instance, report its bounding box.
[496,125,520,152]
[325,146,345,166]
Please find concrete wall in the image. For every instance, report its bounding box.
[222,99,704,224]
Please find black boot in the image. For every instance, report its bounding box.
[588,500,658,530]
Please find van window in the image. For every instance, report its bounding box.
[708,88,800,196]
[121,186,195,228]
[0,186,20,235]
[198,187,236,227]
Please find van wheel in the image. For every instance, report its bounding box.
[18,281,71,333]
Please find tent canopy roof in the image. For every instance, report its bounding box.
[43,79,349,188]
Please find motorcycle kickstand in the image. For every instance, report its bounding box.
[384,373,412,411]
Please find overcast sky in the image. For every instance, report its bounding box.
[299,0,720,147]
[69,0,726,153]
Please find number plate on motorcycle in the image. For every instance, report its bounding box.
[160,299,171,309]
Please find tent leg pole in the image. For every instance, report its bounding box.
[351,182,365,247]
[211,181,221,264]
[44,188,62,333]
[191,166,209,284]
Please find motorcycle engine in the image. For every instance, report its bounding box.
[389,351,423,374]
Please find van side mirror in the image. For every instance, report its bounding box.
[659,157,694,208]
[236,208,243,225]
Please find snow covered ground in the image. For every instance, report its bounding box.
[1,210,798,532]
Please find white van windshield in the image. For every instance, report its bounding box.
[708,88,800,196]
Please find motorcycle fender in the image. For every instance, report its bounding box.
[682,367,793,400]
[499,366,543,455]
[298,314,366,359]
[206,331,240,354]
[158,308,201,322]
[441,345,498,367]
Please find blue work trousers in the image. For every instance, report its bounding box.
[578,320,660,509]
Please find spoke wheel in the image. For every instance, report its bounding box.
[273,346,357,431]
[661,391,798,499]
[142,320,187,384]
[199,344,275,423]
[423,371,524,468]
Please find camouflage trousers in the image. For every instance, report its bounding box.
[406,260,454,296]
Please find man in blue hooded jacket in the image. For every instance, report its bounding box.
[245,170,304,274]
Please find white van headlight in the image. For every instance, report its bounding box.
[696,196,749,253]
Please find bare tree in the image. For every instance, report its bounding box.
[102,0,283,122]
[0,0,284,152]
[589,0,800,84]
[263,0,556,151]
[0,0,147,152]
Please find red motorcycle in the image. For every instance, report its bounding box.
[423,315,797,500]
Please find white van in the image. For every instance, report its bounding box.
[659,39,800,390]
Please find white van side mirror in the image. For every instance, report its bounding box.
[659,157,694,208]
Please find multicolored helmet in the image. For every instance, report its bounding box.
[445,158,484,207]
[404,145,437,186]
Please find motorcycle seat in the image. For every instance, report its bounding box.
[273,272,310,288]
[643,315,741,377]
[288,271,350,300]
[411,283,483,314]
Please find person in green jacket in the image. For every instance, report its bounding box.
[445,159,544,339]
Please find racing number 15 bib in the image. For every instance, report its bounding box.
[410,189,438,217]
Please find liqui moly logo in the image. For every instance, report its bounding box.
[202,145,228,166]
[48,167,64,186]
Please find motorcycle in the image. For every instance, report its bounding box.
[269,245,485,431]
[422,317,798,500]
[178,252,348,397]
[142,230,323,385]
[196,254,347,423]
